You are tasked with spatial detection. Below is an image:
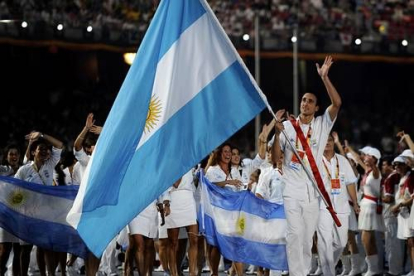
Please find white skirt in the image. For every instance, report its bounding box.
[165,190,197,229]
[348,207,358,232]
[397,207,414,239]
[0,227,19,243]
[158,222,188,240]
[358,203,385,232]
[128,202,158,238]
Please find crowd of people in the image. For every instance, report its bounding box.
[1,0,414,51]
[0,55,414,276]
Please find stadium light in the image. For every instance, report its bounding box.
[242,34,250,41]
[57,24,63,31]
[21,21,28,28]
[355,38,362,45]
[0,19,15,23]
[123,53,136,65]
[402,40,408,47]
[87,26,93,32]
[291,36,297,43]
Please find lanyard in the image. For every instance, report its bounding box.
[323,156,339,180]
[32,163,47,185]
[295,121,312,150]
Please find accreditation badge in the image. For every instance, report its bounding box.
[331,178,341,195]
[289,150,305,171]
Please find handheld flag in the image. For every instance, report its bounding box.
[67,0,267,256]
[198,172,288,270]
[0,176,88,258]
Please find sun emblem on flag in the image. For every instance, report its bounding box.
[7,189,27,211]
[236,213,246,236]
[145,95,162,133]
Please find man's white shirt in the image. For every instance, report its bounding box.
[272,109,336,201]
[321,153,358,214]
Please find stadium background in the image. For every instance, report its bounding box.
[1,0,413,159]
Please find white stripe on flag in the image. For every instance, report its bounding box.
[211,207,287,244]
[0,181,73,225]
[137,13,237,148]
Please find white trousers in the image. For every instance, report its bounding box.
[384,218,404,275]
[99,237,118,275]
[317,211,349,276]
[284,198,320,276]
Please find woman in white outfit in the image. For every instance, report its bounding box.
[228,123,272,276]
[205,143,242,276]
[255,153,285,276]
[357,147,384,276]
[14,132,63,276]
[165,169,198,276]
[125,192,170,276]
[391,156,414,276]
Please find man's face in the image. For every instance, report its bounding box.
[300,93,319,116]
[325,135,334,152]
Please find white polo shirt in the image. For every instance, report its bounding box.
[256,167,285,204]
[231,153,264,184]
[14,147,62,186]
[321,153,358,214]
[272,108,336,201]
[72,148,90,185]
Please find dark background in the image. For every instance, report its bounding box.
[1,44,413,158]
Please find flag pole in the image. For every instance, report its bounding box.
[254,13,261,153]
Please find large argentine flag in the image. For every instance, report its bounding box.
[67,0,267,256]
[0,176,88,258]
[199,173,288,270]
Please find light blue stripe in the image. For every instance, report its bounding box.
[83,0,207,210]
[202,214,288,271]
[78,61,265,255]
[0,202,87,258]
[201,173,285,219]
[0,176,78,200]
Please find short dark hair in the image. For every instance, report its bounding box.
[381,155,394,166]
[29,139,52,160]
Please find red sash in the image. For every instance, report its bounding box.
[290,119,341,227]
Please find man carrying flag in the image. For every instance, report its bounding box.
[271,56,342,276]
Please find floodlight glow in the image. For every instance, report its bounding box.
[242,34,250,41]
[402,40,408,47]
[87,26,93,32]
[21,21,28,28]
[123,53,136,65]
[291,36,297,43]
[355,38,361,45]
[57,24,63,31]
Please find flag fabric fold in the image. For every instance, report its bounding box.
[0,176,88,258]
[68,0,267,256]
[198,172,288,271]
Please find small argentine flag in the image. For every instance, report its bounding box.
[67,0,267,256]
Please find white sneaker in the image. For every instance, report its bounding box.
[202,266,210,272]
[154,265,164,272]
[311,267,323,276]
[281,271,289,276]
